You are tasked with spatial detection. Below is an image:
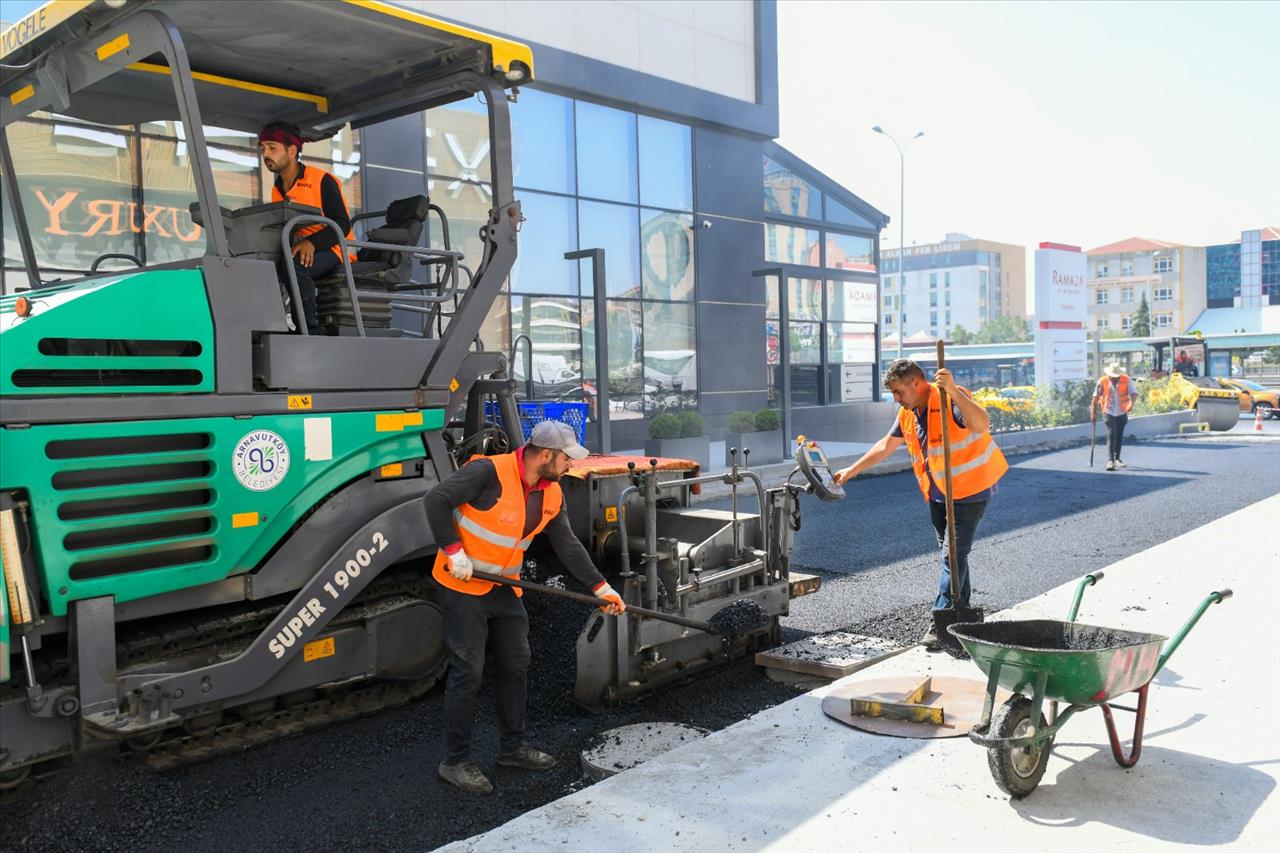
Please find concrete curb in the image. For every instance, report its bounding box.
[691,410,1200,504]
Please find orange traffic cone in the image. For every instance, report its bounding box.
[1256,409,1264,432]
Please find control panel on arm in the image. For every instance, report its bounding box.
[793,436,844,502]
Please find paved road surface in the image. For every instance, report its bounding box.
[1,432,1275,852]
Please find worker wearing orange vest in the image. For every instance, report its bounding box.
[424,421,624,795]
[833,359,1008,651]
[1093,363,1139,471]
[258,121,356,334]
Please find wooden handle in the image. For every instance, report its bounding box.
[935,340,961,601]
[475,572,721,634]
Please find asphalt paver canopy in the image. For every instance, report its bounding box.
[0,0,533,137]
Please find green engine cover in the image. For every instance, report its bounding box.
[0,270,215,395]
[0,409,444,618]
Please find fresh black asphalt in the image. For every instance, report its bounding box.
[1,434,1276,852]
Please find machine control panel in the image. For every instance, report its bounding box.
[793,437,844,502]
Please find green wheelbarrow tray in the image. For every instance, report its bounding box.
[949,620,1166,706]
[947,573,1233,798]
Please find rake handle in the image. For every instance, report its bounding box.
[474,571,721,634]
[936,340,961,602]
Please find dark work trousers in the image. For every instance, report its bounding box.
[1105,413,1129,462]
[441,585,531,766]
[278,249,339,334]
[929,499,989,610]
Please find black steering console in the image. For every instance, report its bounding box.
[793,436,845,502]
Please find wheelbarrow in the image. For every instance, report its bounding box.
[948,572,1232,798]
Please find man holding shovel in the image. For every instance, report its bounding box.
[425,420,625,794]
[833,359,1008,651]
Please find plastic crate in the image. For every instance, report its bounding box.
[484,401,590,444]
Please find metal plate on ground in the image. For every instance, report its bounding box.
[756,631,908,680]
[821,675,1009,739]
[580,722,709,781]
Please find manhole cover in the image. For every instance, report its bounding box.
[580,722,708,781]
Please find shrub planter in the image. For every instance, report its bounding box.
[724,430,784,466]
[644,436,711,469]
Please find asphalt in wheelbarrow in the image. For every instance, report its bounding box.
[949,619,1166,652]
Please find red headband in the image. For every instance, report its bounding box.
[259,127,303,149]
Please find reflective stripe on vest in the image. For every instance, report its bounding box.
[271,163,357,260]
[899,383,1008,502]
[1099,375,1133,413]
[432,453,563,596]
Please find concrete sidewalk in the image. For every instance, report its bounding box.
[442,495,1280,852]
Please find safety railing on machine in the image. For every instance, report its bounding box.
[280,213,466,337]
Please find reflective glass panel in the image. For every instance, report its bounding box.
[764,273,781,320]
[578,200,640,298]
[512,190,578,295]
[576,102,638,204]
[826,280,878,324]
[479,293,511,360]
[787,277,822,321]
[641,208,694,301]
[426,95,490,181]
[6,118,138,273]
[427,177,489,270]
[643,302,697,414]
[788,321,822,406]
[581,299,643,419]
[512,89,575,194]
[511,295,583,401]
[824,232,875,272]
[763,155,821,219]
[765,223,821,266]
[638,115,692,212]
[825,196,877,229]
[826,322,876,363]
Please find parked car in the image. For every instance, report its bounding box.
[973,385,1036,412]
[1218,378,1280,419]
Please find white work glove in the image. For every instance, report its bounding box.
[447,550,474,581]
[594,582,625,616]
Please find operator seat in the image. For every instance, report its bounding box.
[316,194,430,332]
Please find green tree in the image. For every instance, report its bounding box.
[1131,293,1151,337]
[973,315,1031,344]
[950,324,973,344]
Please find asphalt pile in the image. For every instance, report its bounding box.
[708,598,771,635]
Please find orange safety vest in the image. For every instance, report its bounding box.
[899,383,1008,502]
[271,163,357,260]
[1097,375,1133,414]
[431,453,563,596]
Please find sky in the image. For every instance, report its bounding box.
[776,0,1280,277]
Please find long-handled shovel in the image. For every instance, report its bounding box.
[473,571,770,637]
[931,340,984,658]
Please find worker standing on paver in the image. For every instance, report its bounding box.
[833,359,1008,650]
[424,421,625,794]
[1093,362,1140,471]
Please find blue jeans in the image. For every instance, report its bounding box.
[929,499,988,610]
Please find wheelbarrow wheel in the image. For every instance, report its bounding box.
[988,695,1052,799]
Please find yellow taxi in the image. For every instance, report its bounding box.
[1219,378,1279,419]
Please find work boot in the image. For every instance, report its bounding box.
[438,760,493,794]
[495,745,557,771]
[921,624,941,652]
[1105,460,1116,471]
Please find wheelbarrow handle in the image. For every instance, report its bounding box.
[1066,571,1104,622]
[1156,588,1235,677]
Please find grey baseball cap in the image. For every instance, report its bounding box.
[528,420,589,459]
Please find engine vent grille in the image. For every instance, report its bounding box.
[48,431,217,580]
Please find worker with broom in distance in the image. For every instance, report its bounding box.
[833,359,1008,650]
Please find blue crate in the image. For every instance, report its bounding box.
[484,401,590,444]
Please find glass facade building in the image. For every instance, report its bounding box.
[2,1,893,446]
[1205,229,1280,308]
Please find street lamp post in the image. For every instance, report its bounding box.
[872,126,923,360]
